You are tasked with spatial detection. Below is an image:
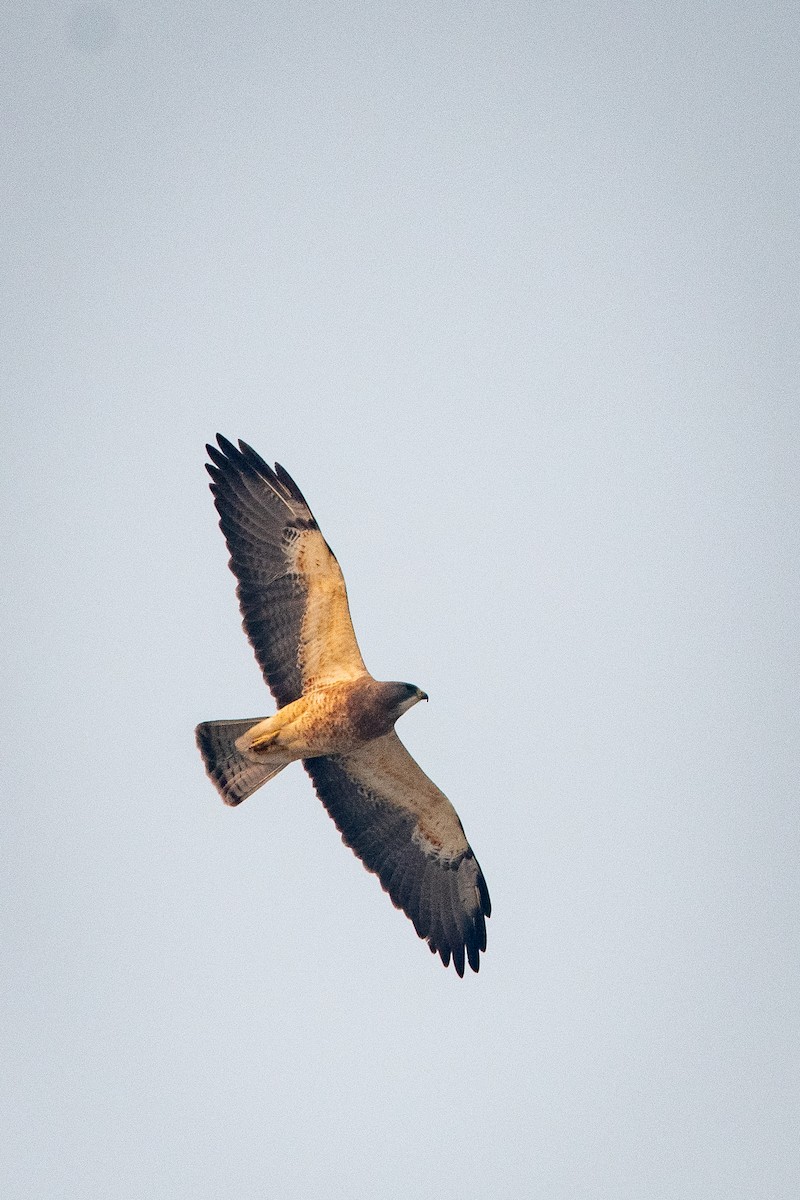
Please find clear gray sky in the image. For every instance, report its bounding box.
[3,2,798,1197]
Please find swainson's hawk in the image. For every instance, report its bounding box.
[196,436,491,975]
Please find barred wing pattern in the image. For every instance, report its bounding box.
[206,436,367,707]
[304,733,491,975]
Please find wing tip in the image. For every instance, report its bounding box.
[204,436,316,523]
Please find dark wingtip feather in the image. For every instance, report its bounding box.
[274,462,315,515]
[215,432,239,458]
[237,439,279,483]
[477,870,492,919]
[208,437,301,510]
[206,442,230,471]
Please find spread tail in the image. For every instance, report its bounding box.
[195,718,290,806]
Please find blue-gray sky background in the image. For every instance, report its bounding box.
[3,2,798,1197]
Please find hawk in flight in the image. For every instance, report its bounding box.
[196,436,491,975]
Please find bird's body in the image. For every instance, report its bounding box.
[196,436,490,975]
[233,678,426,763]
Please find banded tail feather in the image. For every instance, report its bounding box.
[195,718,290,806]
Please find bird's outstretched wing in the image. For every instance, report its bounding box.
[304,732,491,975]
[206,435,368,707]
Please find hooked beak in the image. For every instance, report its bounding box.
[417,689,429,702]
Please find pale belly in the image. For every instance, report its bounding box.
[236,679,383,761]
